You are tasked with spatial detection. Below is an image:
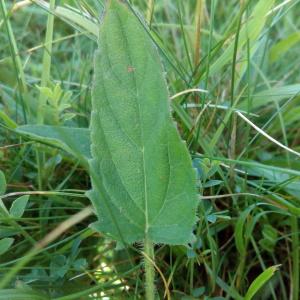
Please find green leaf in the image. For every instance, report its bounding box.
[270,32,300,62]
[0,111,18,129]
[88,0,198,245]
[192,287,205,297]
[0,238,14,255]
[9,195,29,218]
[205,263,243,300]
[234,204,258,255]
[0,170,6,195]
[55,6,98,36]
[72,258,88,271]
[0,289,49,300]
[240,84,300,110]
[259,224,278,253]
[244,265,280,300]
[50,255,69,279]
[209,0,275,76]
[33,1,98,40]
[0,57,17,87]
[16,125,91,161]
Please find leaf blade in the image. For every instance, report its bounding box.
[244,265,280,300]
[0,238,14,256]
[16,125,91,161]
[9,195,29,218]
[0,170,6,196]
[89,0,197,245]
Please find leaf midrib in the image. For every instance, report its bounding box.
[111,9,155,234]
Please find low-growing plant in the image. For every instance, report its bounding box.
[88,1,198,298]
[1,0,300,299]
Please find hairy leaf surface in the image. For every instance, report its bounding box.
[88,0,197,245]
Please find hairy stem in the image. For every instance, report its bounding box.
[144,235,155,300]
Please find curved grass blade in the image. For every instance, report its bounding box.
[244,265,280,300]
[0,289,49,300]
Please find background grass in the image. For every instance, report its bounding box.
[1,0,300,299]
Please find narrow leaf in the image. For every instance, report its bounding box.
[0,170,6,195]
[234,204,257,255]
[32,0,98,39]
[0,289,49,300]
[0,111,18,129]
[55,6,98,37]
[88,0,198,245]
[244,265,280,300]
[240,84,300,110]
[210,0,274,76]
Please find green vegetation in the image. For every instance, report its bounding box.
[1,0,300,299]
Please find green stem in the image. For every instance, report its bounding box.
[37,0,55,124]
[36,0,55,236]
[291,216,299,300]
[0,0,28,122]
[236,253,246,290]
[0,0,27,93]
[144,235,155,300]
[194,0,203,68]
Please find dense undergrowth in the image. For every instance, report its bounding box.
[1,0,300,299]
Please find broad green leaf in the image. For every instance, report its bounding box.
[0,170,6,195]
[0,238,14,255]
[9,195,29,218]
[244,265,280,300]
[88,0,198,245]
[0,289,49,300]
[16,125,90,161]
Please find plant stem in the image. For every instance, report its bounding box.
[0,0,27,93]
[37,0,55,124]
[291,216,299,300]
[35,0,55,237]
[144,235,155,300]
[194,0,203,69]
[0,0,28,122]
